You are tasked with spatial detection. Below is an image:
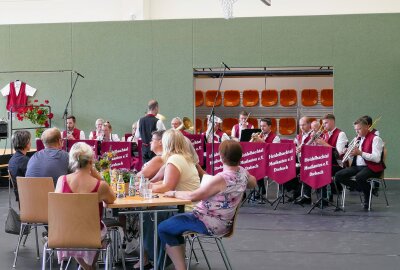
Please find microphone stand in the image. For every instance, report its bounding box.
[209,63,228,175]
[62,72,81,152]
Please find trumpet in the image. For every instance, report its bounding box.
[249,132,263,143]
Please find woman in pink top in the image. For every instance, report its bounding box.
[55,142,115,270]
[159,140,256,270]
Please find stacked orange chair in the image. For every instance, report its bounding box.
[243,90,259,107]
[321,89,333,106]
[301,89,318,106]
[195,90,204,107]
[205,90,222,107]
[196,118,203,134]
[222,118,238,136]
[247,118,258,129]
[279,118,296,135]
[280,89,297,107]
[223,90,240,107]
[261,89,278,107]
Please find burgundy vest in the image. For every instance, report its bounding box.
[264,131,277,144]
[63,128,81,140]
[7,82,27,111]
[90,130,97,140]
[324,128,341,147]
[233,123,254,138]
[296,132,311,146]
[361,132,385,173]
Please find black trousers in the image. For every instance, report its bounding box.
[334,166,381,201]
[142,145,155,164]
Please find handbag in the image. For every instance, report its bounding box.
[4,175,29,235]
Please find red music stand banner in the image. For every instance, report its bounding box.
[239,142,266,179]
[300,145,332,189]
[184,134,204,166]
[205,143,222,175]
[101,142,131,170]
[36,139,44,151]
[266,143,296,184]
[132,140,143,171]
[65,140,98,159]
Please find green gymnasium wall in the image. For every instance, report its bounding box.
[0,14,399,177]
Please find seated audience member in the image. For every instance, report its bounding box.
[89,118,104,140]
[26,128,69,186]
[231,111,254,141]
[136,130,164,179]
[158,140,256,270]
[127,122,138,143]
[8,130,31,202]
[101,121,120,141]
[134,129,200,270]
[62,115,85,140]
[55,142,115,270]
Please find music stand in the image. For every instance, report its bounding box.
[240,129,261,142]
[307,181,343,214]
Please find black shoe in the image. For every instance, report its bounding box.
[295,196,311,205]
[372,187,379,197]
[133,263,153,270]
[287,196,296,202]
[363,203,369,210]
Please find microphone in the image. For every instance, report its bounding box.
[74,71,85,78]
[222,62,231,70]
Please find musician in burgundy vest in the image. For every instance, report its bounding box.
[203,115,229,143]
[251,118,280,200]
[316,114,348,172]
[171,117,191,136]
[231,111,254,141]
[362,115,380,137]
[135,100,166,163]
[89,118,104,140]
[335,117,384,210]
[292,117,313,204]
[1,80,36,111]
[62,115,85,140]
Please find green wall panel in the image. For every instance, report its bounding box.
[152,20,193,123]
[193,18,263,68]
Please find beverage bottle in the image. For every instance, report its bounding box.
[128,173,136,196]
[117,174,125,198]
[139,175,145,196]
[111,173,117,194]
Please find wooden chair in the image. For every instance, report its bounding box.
[13,177,54,268]
[242,89,259,107]
[42,193,111,269]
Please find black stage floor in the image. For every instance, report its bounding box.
[1,181,399,270]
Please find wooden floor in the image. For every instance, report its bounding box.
[0,181,399,270]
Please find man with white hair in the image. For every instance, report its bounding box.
[203,115,230,143]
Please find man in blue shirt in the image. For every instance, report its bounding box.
[26,128,69,186]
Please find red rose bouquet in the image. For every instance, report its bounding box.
[16,99,53,137]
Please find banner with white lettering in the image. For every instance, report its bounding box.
[101,142,131,170]
[206,143,223,175]
[239,142,266,179]
[64,140,98,159]
[184,134,204,166]
[300,145,332,189]
[266,143,296,184]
